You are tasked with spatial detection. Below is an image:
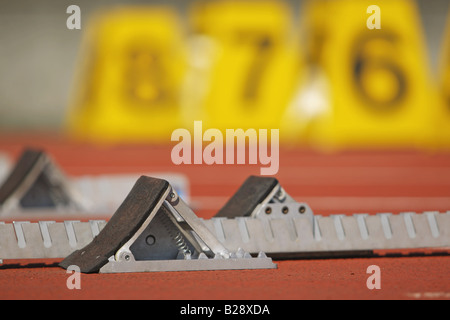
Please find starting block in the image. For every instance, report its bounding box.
[0,149,89,213]
[60,176,275,273]
[0,149,189,218]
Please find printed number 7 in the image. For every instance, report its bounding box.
[236,32,274,105]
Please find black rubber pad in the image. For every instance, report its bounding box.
[0,149,43,205]
[214,176,279,218]
[59,176,169,273]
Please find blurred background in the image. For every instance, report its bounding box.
[0,0,450,150]
[1,0,450,223]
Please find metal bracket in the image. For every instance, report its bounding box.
[214,176,292,218]
[215,176,316,236]
[113,186,230,262]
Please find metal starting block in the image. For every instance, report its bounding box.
[59,176,276,273]
[0,149,89,213]
[0,149,189,218]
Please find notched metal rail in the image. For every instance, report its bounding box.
[203,210,450,257]
[0,220,106,260]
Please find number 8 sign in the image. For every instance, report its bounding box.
[66,7,187,143]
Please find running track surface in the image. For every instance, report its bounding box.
[0,132,449,300]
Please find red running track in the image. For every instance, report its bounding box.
[0,132,449,299]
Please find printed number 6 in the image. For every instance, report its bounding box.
[352,32,407,112]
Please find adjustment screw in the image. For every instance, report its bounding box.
[146,235,156,246]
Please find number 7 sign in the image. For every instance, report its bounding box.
[185,0,301,133]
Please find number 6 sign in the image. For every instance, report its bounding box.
[287,0,439,149]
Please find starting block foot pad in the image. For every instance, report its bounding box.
[215,176,279,218]
[0,149,43,206]
[59,176,169,273]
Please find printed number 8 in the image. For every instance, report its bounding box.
[124,45,171,107]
